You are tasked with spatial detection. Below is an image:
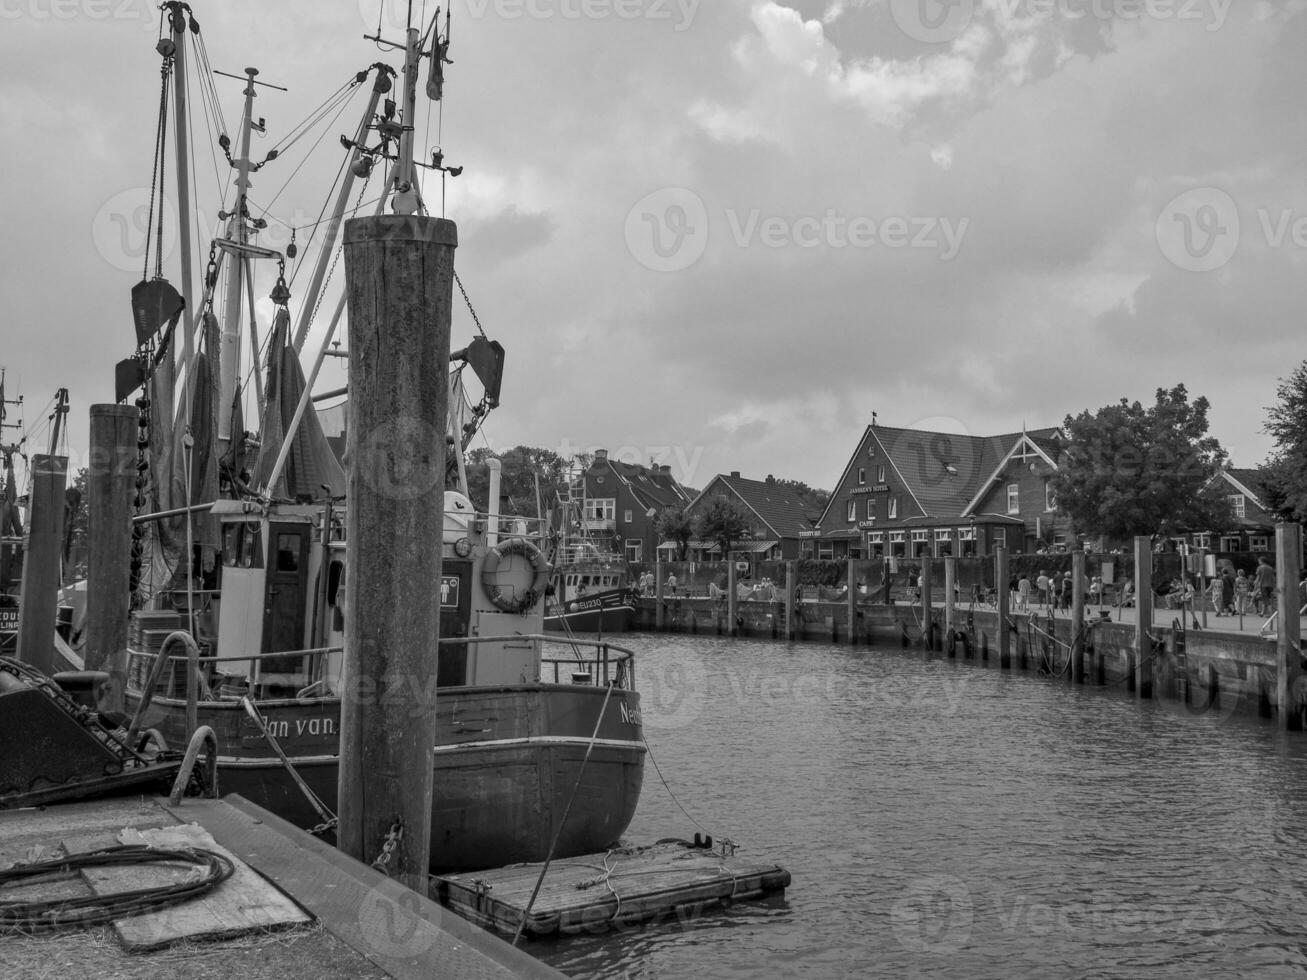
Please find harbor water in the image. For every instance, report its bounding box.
[532,632,1307,979]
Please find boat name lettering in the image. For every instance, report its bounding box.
[0,609,17,631]
[260,717,337,738]
[619,701,642,726]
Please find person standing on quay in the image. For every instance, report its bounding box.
[1254,557,1276,614]
[1017,573,1031,612]
[1036,570,1050,609]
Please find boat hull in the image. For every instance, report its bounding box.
[545,589,636,633]
[131,683,645,872]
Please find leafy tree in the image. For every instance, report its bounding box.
[1261,362,1307,521]
[1052,384,1231,540]
[655,506,695,560]
[694,497,753,559]
[464,446,570,517]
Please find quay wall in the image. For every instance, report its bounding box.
[635,596,1288,725]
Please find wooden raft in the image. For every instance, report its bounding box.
[432,842,791,936]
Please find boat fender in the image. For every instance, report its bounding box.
[480,537,550,614]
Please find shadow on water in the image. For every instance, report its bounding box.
[530,632,1307,980]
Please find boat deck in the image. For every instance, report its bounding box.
[433,841,791,937]
[0,794,564,979]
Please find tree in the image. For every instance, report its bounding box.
[464,446,571,517]
[1052,384,1231,540]
[694,497,753,559]
[1261,362,1307,521]
[655,506,695,560]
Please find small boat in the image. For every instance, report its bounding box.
[544,468,638,634]
[104,3,644,872]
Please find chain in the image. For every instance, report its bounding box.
[309,817,338,839]
[454,269,486,338]
[369,819,404,875]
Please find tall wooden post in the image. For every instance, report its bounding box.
[1070,550,1086,684]
[726,560,737,637]
[1276,523,1302,731]
[943,555,956,640]
[784,559,796,641]
[1134,536,1153,700]
[921,555,934,651]
[846,558,857,645]
[655,560,665,631]
[87,405,139,711]
[338,214,454,889]
[17,454,67,675]
[995,544,1010,668]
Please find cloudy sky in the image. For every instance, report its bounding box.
[2,0,1305,495]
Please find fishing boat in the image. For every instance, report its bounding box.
[103,3,644,872]
[544,467,638,634]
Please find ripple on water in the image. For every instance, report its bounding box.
[532,634,1307,979]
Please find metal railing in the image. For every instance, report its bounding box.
[438,633,636,690]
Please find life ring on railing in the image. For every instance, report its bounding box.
[481,537,551,614]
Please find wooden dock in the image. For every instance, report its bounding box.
[0,794,564,979]
[433,841,791,937]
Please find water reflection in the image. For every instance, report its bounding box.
[531,634,1307,979]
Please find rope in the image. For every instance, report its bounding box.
[640,729,715,840]
[0,846,234,933]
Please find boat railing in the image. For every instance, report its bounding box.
[439,633,636,690]
[128,633,636,695]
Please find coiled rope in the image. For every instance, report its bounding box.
[0,846,234,933]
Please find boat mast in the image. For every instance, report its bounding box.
[164,2,197,410]
[217,67,262,453]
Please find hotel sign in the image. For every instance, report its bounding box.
[852,484,891,495]
[799,530,822,539]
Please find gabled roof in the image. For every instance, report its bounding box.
[960,429,1063,517]
[1202,467,1270,518]
[597,457,693,514]
[689,474,815,539]
[817,423,1062,527]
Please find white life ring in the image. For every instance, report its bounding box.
[481,537,551,614]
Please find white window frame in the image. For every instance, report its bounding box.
[817,542,834,559]
[1193,532,1212,550]
[625,539,642,563]
[585,498,616,521]
[866,498,875,520]
[1229,494,1246,519]
[888,497,898,519]
[877,465,886,483]
[847,500,857,522]
[623,509,633,523]
[1006,484,1020,514]
[1250,535,1270,552]
[934,529,951,542]
[869,532,884,544]
[858,467,866,485]
[1045,480,1056,512]
[889,531,906,543]
[1220,535,1241,553]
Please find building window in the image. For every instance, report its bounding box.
[1220,535,1241,553]
[1045,481,1056,512]
[585,498,615,521]
[888,497,898,519]
[1193,533,1211,550]
[935,528,953,557]
[959,526,976,557]
[1006,484,1019,514]
[866,498,875,520]
[847,501,856,522]
[625,539,642,563]
[1250,535,1269,553]
[1229,494,1245,519]
[911,529,929,557]
[877,465,886,483]
[889,531,906,557]
[858,467,866,485]
[817,542,834,560]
